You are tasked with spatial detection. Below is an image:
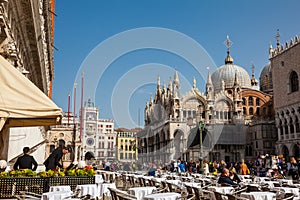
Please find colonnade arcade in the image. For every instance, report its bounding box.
[276,105,300,141]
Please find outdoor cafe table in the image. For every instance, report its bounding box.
[273,186,299,197]
[128,186,157,200]
[42,190,73,200]
[143,192,181,200]
[240,191,276,200]
[99,182,116,197]
[207,186,235,194]
[76,184,100,199]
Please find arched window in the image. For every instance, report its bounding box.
[290,117,294,134]
[284,119,288,134]
[243,107,246,115]
[280,120,283,135]
[248,97,253,106]
[256,107,260,115]
[256,98,260,106]
[249,107,254,115]
[296,117,300,133]
[242,98,246,105]
[290,71,299,93]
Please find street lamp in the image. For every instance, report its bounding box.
[198,104,205,174]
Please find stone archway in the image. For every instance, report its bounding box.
[293,143,300,159]
[174,129,184,160]
[282,145,289,161]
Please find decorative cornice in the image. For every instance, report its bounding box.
[270,35,300,58]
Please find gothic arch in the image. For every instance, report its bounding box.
[173,129,185,160]
[282,145,289,160]
[288,70,299,93]
[292,143,300,158]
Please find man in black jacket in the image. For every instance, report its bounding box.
[44,146,70,171]
[13,147,38,171]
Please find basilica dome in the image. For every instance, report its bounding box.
[211,63,251,92]
[259,63,273,93]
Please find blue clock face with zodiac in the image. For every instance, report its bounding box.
[86,138,94,146]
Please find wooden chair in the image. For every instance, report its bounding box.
[108,187,135,200]
[226,194,249,200]
[201,189,215,200]
[247,185,261,192]
[115,191,137,200]
[232,186,247,195]
[61,188,81,199]
[166,182,181,193]
[213,191,225,200]
[161,181,169,192]
[279,193,295,200]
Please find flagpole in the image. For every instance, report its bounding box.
[80,72,84,142]
[67,92,70,126]
[73,83,77,125]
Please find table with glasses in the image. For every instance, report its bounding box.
[143,192,181,200]
[128,186,157,200]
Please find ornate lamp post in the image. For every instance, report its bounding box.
[198,104,205,174]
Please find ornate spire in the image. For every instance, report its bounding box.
[224,35,234,64]
[250,64,258,86]
[206,67,212,85]
[157,75,160,90]
[193,77,197,88]
[269,42,274,58]
[174,70,180,86]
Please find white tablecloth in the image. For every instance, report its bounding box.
[183,182,202,188]
[76,184,100,198]
[42,191,73,200]
[99,182,116,197]
[273,187,299,197]
[278,179,294,186]
[49,185,71,192]
[95,174,104,183]
[240,192,276,200]
[207,186,235,194]
[143,192,181,200]
[166,180,181,185]
[128,187,157,200]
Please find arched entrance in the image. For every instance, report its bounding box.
[282,145,289,161]
[174,129,184,160]
[293,144,300,159]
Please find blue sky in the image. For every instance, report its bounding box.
[53,0,300,128]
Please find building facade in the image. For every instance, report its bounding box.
[81,98,116,163]
[115,128,139,163]
[138,37,276,164]
[46,112,81,168]
[1,0,58,165]
[270,34,300,159]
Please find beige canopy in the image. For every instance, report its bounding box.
[0,55,62,159]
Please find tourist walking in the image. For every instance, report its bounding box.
[240,159,249,175]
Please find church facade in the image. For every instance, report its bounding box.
[138,37,276,164]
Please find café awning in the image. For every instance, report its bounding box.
[0,55,62,159]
